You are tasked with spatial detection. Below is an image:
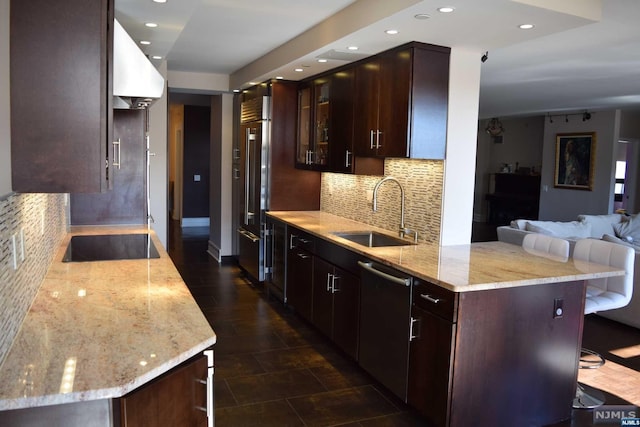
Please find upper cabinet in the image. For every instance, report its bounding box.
[296,42,450,173]
[10,0,113,193]
[353,43,450,160]
[296,70,355,172]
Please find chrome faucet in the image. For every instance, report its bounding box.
[372,176,418,243]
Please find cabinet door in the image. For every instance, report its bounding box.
[407,305,455,427]
[311,77,331,169]
[121,354,208,427]
[10,0,113,193]
[286,232,313,321]
[331,266,360,360]
[353,60,380,157]
[328,69,355,173]
[296,86,312,166]
[377,49,411,158]
[312,257,334,337]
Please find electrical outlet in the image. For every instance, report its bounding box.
[366,190,374,204]
[11,234,18,270]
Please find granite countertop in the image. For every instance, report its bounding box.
[267,211,624,292]
[0,226,216,411]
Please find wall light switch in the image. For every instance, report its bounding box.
[194,174,201,182]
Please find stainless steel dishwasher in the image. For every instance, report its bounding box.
[358,260,413,401]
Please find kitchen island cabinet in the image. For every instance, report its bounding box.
[10,0,113,193]
[0,226,216,427]
[266,210,624,426]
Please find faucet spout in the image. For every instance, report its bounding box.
[372,176,406,234]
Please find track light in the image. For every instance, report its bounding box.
[547,111,592,123]
[481,51,488,63]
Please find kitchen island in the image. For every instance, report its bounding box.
[267,211,624,427]
[0,226,216,426]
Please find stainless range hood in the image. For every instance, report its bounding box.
[113,19,164,109]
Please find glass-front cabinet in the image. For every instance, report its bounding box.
[296,78,331,170]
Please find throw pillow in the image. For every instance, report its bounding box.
[577,213,624,239]
[525,220,592,239]
[613,214,640,243]
[602,233,636,249]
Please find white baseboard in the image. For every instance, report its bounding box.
[181,217,210,227]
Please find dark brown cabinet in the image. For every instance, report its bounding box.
[120,353,210,426]
[407,279,456,427]
[296,70,355,172]
[312,257,360,359]
[353,43,449,160]
[10,0,113,193]
[286,227,314,321]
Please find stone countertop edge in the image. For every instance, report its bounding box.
[266,211,625,292]
[0,225,216,411]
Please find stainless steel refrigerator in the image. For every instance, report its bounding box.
[236,96,270,282]
[234,81,322,287]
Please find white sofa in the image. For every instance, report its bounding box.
[497,213,640,329]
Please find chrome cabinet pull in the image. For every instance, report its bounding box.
[289,234,297,249]
[233,168,240,180]
[233,147,240,160]
[370,130,375,149]
[204,349,214,427]
[376,130,382,149]
[112,138,121,169]
[332,275,340,293]
[299,238,312,244]
[345,150,352,168]
[297,252,310,259]
[420,294,441,304]
[409,317,419,341]
[326,273,333,292]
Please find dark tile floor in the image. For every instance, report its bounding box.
[168,221,640,427]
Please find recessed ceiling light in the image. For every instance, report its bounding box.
[275,76,284,80]
[438,7,455,13]
[233,89,240,93]
[385,29,399,35]
[518,24,535,30]
[145,22,158,28]
[414,14,430,20]
[152,55,162,60]
[347,46,359,51]
[294,68,304,72]
[152,0,167,3]
[140,40,151,45]
[317,59,328,63]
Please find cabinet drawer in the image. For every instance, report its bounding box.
[288,227,316,252]
[413,279,457,322]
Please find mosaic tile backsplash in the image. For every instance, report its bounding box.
[320,158,444,243]
[0,193,68,366]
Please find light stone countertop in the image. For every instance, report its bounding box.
[267,211,624,292]
[0,226,216,411]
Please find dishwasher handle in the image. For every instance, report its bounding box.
[358,261,411,286]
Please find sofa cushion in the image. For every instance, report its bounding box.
[614,214,640,243]
[602,233,639,249]
[510,219,529,230]
[577,213,624,239]
[525,220,592,239]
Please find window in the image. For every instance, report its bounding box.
[615,161,626,202]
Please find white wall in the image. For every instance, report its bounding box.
[539,109,619,220]
[0,0,11,198]
[149,62,169,249]
[440,48,482,245]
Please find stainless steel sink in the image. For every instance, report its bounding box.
[332,231,415,248]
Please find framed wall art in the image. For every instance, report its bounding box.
[554,132,596,190]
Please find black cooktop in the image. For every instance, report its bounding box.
[62,234,160,262]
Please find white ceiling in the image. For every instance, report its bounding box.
[115,0,640,119]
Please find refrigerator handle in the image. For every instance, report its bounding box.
[244,128,252,224]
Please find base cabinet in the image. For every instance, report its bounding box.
[0,352,212,427]
[120,353,209,427]
[286,227,314,321]
[312,257,360,359]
